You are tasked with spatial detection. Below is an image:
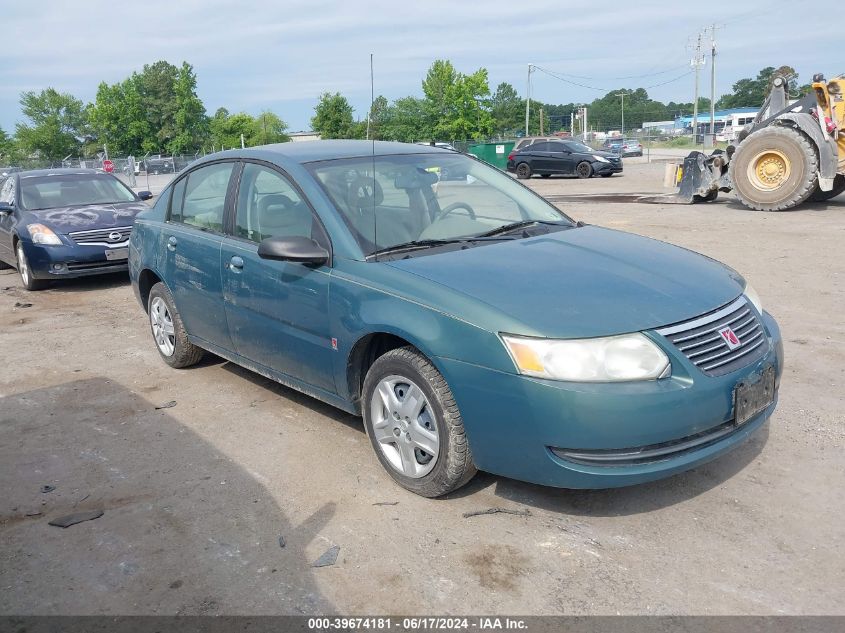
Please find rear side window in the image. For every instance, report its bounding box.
[175,162,234,232]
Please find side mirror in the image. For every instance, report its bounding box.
[0,202,13,214]
[137,191,154,201]
[257,235,329,266]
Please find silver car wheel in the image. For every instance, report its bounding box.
[370,375,440,478]
[149,296,176,357]
[16,243,30,286]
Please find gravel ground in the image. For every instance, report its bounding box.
[1,161,843,615]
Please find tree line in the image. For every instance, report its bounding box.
[0,60,291,164]
[0,59,810,164]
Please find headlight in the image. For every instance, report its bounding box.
[501,333,670,382]
[592,155,609,163]
[27,223,62,245]
[744,283,763,314]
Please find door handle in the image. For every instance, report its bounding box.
[167,236,178,251]
[229,256,244,270]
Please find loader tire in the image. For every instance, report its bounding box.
[728,126,818,211]
[809,175,845,202]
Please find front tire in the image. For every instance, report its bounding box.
[148,282,204,368]
[362,347,476,497]
[15,242,48,291]
[729,125,818,211]
[516,162,532,179]
[576,162,593,179]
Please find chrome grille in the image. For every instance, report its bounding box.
[656,296,768,377]
[68,226,132,245]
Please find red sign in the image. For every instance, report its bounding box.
[102,159,114,173]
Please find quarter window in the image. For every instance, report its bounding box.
[176,162,234,231]
[235,164,319,243]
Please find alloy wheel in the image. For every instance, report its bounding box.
[150,296,176,357]
[16,243,30,286]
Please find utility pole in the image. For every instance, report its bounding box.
[525,64,533,136]
[707,24,721,144]
[570,110,574,136]
[691,33,704,144]
[539,108,544,135]
[614,92,626,137]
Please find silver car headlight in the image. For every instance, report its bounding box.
[744,283,763,314]
[27,223,62,245]
[501,333,670,382]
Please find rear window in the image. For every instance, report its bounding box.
[20,173,136,210]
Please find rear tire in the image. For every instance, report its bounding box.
[809,174,845,202]
[362,346,476,498]
[516,162,532,179]
[576,162,593,179]
[729,125,818,211]
[147,282,204,368]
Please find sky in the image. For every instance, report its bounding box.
[1,0,839,133]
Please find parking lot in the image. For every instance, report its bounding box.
[1,160,843,615]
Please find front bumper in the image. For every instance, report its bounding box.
[22,240,129,279]
[435,311,783,489]
[594,161,623,174]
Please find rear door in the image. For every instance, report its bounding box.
[525,141,554,172]
[220,161,336,392]
[158,161,237,352]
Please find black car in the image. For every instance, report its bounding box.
[141,155,174,175]
[0,168,153,290]
[507,139,622,179]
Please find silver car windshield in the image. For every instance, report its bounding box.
[308,153,573,256]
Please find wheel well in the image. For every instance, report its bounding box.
[138,269,162,312]
[347,333,415,413]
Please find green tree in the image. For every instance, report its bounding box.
[716,66,799,109]
[381,97,429,142]
[254,110,290,144]
[15,88,87,160]
[490,82,524,136]
[366,95,390,140]
[137,61,181,152]
[0,126,23,164]
[88,76,151,155]
[311,92,355,139]
[169,62,208,154]
[420,60,493,140]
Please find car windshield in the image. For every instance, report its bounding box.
[20,173,136,210]
[308,152,573,257]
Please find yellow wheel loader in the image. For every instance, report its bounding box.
[676,73,845,210]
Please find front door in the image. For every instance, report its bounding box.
[221,162,336,393]
[158,161,237,351]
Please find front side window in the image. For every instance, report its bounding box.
[308,153,571,256]
[177,162,234,232]
[235,164,318,243]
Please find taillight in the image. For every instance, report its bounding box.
[825,117,836,134]
[507,152,516,161]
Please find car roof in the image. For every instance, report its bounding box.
[196,141,453,168]
[17,168,103,179]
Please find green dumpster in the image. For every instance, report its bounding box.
[467,141,515,170]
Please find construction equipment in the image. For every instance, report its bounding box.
[675,73,845,210]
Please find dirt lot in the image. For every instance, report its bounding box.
[1,161,843,615]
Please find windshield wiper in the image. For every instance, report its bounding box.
[475,219,573,238]
[367,236,509,260]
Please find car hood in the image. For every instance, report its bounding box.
[23,202,149,234]
[386,225,744,338]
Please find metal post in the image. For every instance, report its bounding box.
[709,24,718,143]
[614,92,625,137]
[524,64,532,136]
[692,33,703,145]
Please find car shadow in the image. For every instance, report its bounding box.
[41,271,131,293]
[447,423,769,517]
[0,377,336,615]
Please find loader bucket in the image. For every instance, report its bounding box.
[673,151,727,203]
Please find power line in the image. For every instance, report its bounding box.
[533,64,690,82]
[533,65,694,93]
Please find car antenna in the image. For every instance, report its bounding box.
[369,52,377,252]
